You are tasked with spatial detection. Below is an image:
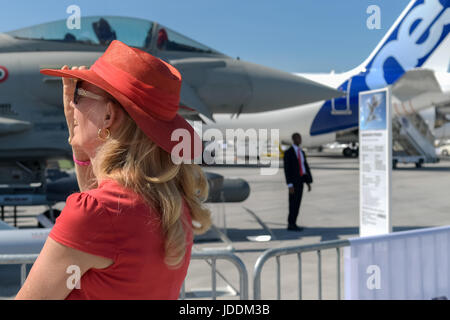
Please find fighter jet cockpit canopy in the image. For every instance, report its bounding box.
[6,16,222,54]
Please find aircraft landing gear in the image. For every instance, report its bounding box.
[343,143,359,158]
[415,159,424,168]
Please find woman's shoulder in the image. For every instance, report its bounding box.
[85,179,151,216]
[64,191,102,213]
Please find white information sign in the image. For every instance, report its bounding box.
[359,88,392,237]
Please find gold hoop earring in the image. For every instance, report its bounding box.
[98,128,111,141]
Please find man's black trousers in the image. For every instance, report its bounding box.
[288,182,304,226]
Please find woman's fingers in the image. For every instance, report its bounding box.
[61,65,78,138]
[61,65,69,87]
[62,65,79,88]
[62,66,78,104]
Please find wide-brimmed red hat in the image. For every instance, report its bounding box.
[40,40,201,161]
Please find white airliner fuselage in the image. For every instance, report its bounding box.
[202,0,450,149]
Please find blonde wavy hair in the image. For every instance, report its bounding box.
[89,104,212,269]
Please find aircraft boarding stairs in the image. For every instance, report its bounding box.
[392,113,438,168]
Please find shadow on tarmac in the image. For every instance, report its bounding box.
[309,166,358,171]
[220,225,433,243]
[394,165,450,171]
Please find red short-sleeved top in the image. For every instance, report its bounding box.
[48,178,193,300]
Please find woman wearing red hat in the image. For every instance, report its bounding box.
[15,41,211,300]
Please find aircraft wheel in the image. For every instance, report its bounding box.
[343,147,353,157]
[415,159,424,168]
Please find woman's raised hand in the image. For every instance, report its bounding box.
[62,65,75,139]
[62,65,90,160]
[62,65,85,140]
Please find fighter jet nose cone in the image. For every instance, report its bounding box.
[242,61,344,112]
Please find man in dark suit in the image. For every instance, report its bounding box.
[283,133,313,231]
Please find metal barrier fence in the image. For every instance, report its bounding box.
[1,239,350,300]
[0,250,248,300]
[253,239,350,300]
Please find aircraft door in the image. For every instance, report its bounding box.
[331,78,352,115]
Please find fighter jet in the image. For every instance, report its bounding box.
[365,94,381,124]
[0,15,343,120]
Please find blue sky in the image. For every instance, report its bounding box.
[0,0,410,73]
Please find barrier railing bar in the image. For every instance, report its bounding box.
[20,264,27,287]
[0,254,38,265]
[317,250,322,300]
[211,258,217,300]
[297,253,302,300]
[337,247,341,300]
[276,256,281,299]
[180,281,186,300]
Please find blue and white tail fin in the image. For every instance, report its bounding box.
[360,0,449,90]
[310,0,449,136]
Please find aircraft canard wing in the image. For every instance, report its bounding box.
[170,57,220,121]
[179,82,214,121]
[391,69,450,114]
